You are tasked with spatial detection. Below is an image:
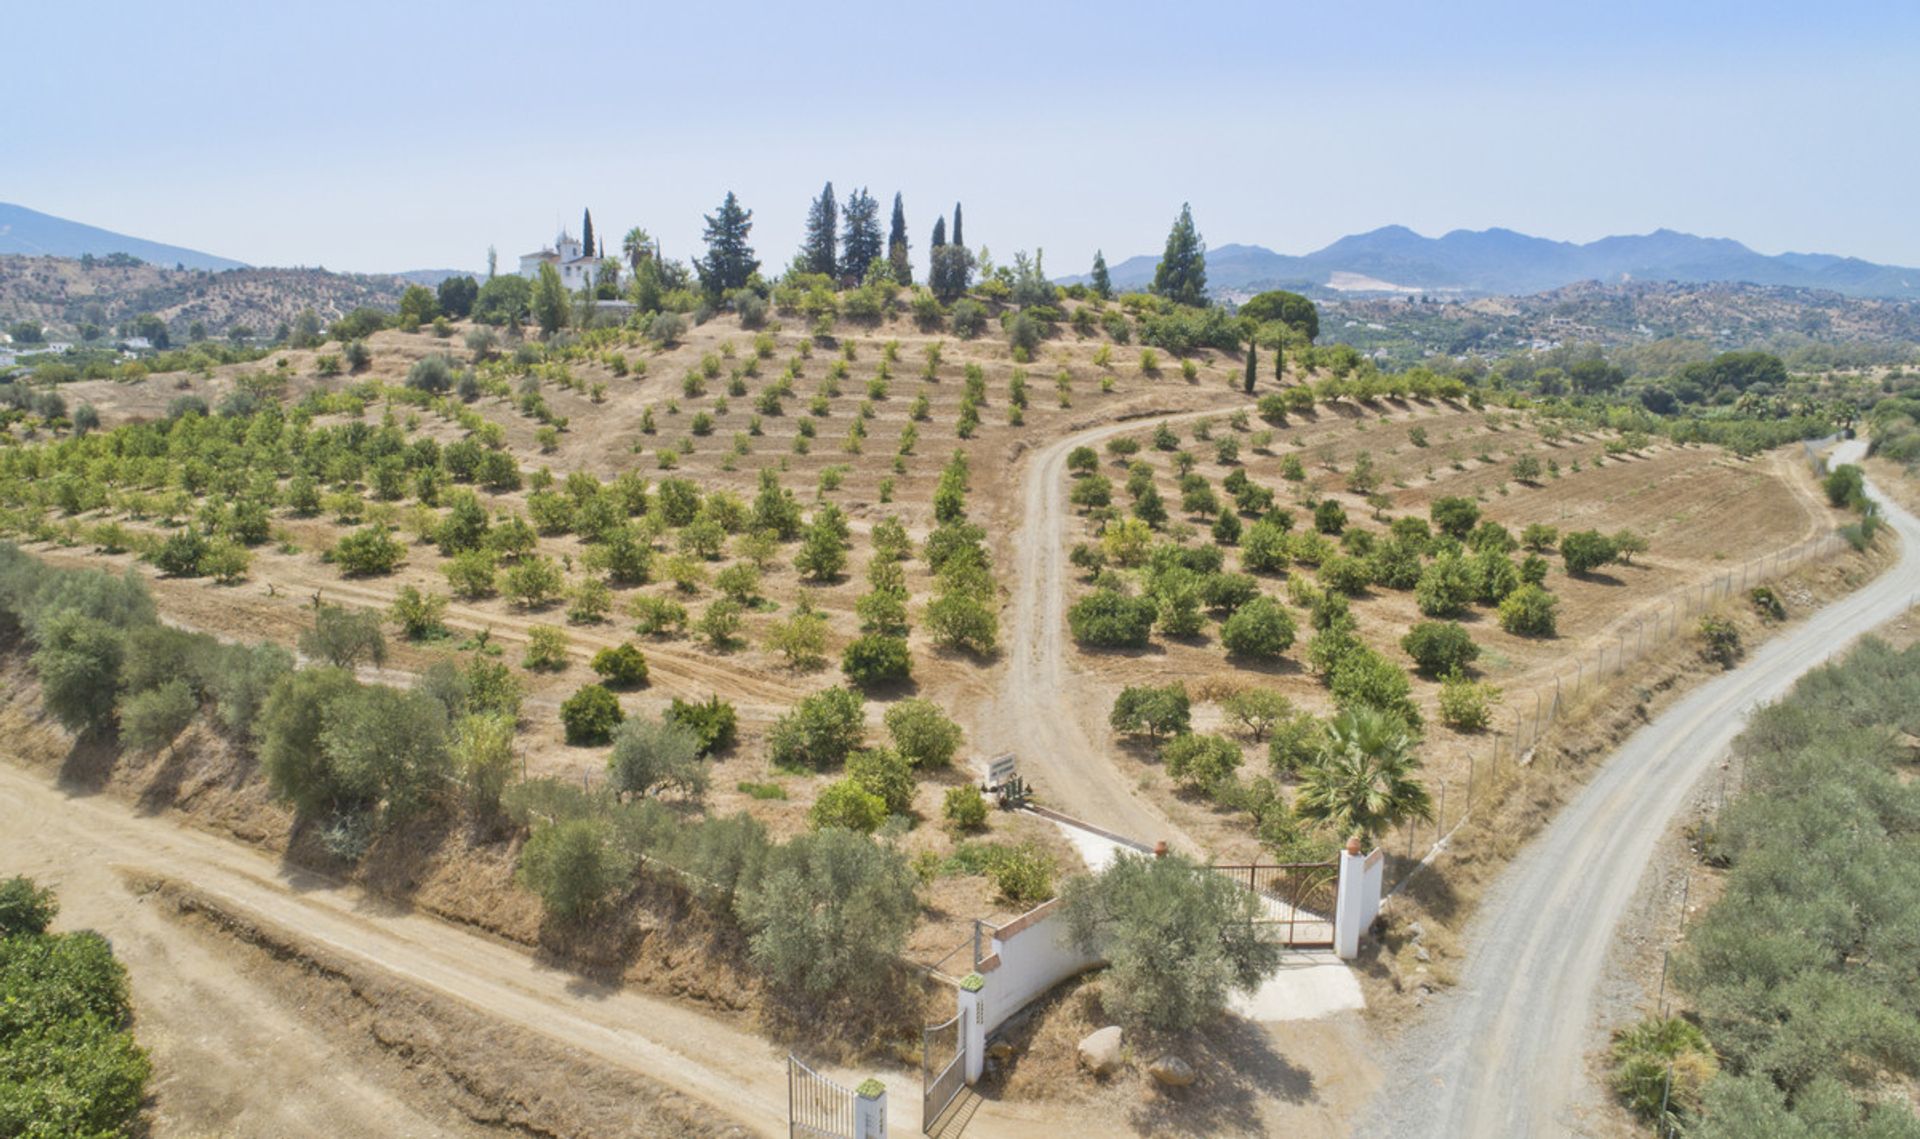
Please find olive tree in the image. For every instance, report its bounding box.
[1060,852,1282,1033]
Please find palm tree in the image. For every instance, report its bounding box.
[621,226,653,274]
[1294,705,1432,846]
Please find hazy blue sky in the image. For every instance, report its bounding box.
[7,0,1918,275]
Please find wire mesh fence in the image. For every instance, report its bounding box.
[1383,527,1848,898]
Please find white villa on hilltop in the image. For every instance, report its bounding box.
[518,230,605,290]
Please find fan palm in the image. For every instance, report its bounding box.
[621,227,654,273]
[1295,705,1433,845]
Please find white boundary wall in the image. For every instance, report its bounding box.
[957,847,1384,1083]
[969,899,1103,1037]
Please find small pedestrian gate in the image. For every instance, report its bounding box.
[1214,860,1339,948]
[922,1006,967,1130]
[788,1054,853,1139]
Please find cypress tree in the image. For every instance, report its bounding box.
[695,191,759,297]
[801,181,838,278]
[1150,203,1208,307]
[581,210,595,262]
[931,215,947,249]
[1274,341,1286,384]
[1244,338,1258,394]
[840,188,883,284]
[1090,250,1112,299]
[886,193,911,285]
[951,202,964,249]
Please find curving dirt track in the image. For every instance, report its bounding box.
[987,406,1229,853]
[1359,440,1920,1137]
[0,755,1085,1137]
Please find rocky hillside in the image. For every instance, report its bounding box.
[0,255,415,340]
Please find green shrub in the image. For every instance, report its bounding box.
[591,642,650,687]
[942,785,989,834]
[390,585,448,640]
[1109,683,1191,740]
[846,747,915,815]
[885,698,963,768]
[1822,462,1866,509]
[1401,620,1480,677]
[1560,529,1618,576]
[0,876,58,937]
[1697,616,1742,669]
[1429,496,1480,538]
[807,779,888,833]
[1219,596,1296,660]
[1059,852,1279,1033]
[1520,523,1559,552]
[607,716,706,798]
[1498,583,1558,636]
[330,526,405,576]
[117,678,197,753]
[736,829,917,1002]
[1414,553,1476,618]
[1437,671,1498,732]
[32,613,127,736]
[299,604,387,669]
[1608,1016,1716,1125]
[988,844,1055,905]
[667,695,738,755]
[1162,732,1244,792]
[841,633,912,689]
[1068,588,1158,648]
[0,915,151,1135]
[769,686,865,770]
[522,624,569,670]
[518,818,631,921]
[558,683,622,745]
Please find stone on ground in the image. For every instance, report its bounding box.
[1077,1025,1124,1076]
[1149,1055,1195,1087]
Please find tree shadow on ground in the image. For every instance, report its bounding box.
[354,807,461,908]
[133,743,194,814]
[1124,1015,1318,1137]
[55,730,120,794]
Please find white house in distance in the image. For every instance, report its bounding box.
[518,230,605,291]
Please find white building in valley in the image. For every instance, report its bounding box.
[518,230,605,291]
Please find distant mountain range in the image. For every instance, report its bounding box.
[0,203,247,272]
[1072,226,1920,301]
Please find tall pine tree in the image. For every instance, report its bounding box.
[931,215,947,249]
[581,210,595,262]
[800,181,837,278]
[886,192,911,285]
[1150,203,1208,307]
[1090,250,1112,299]
[695,191,758,297]
[840,188,882,284]
[951,202,964,249]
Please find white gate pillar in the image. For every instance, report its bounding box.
[853,1079,887,1139]
[1334,836,1383,959]
[959,973,987,1084]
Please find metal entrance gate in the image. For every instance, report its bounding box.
[921,1006,967,1130]
[1214,861,1339,947]
[789,1054,853,1139]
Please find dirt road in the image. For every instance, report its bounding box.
[1360,440,1920,1137]
[988,407,1228,853]
[0,755,1090,1137]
